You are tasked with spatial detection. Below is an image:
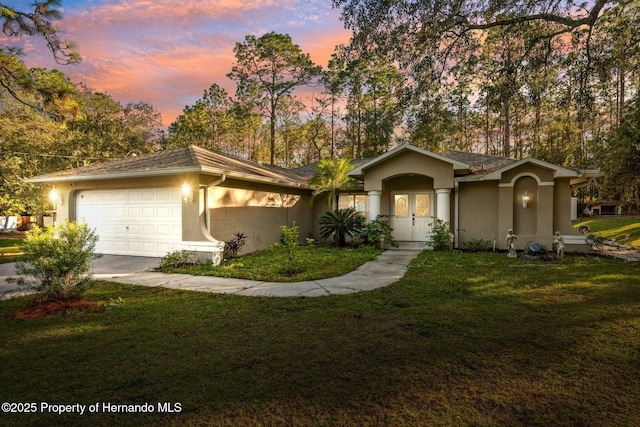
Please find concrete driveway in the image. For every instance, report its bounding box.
[0,255,161,298]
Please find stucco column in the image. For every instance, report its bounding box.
[436,188,451,224]
[368,190,381,221]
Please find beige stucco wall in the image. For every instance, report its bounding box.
[208,179,314,254]
[554,178,581,235]
[44,174,314,256]
[457,181,499,248]
[501,163,555,184]
[363,150,455,192]
[458,163,574,250]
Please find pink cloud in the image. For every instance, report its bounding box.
[16,0,351,126]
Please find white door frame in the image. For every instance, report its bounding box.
[390,191,434,241]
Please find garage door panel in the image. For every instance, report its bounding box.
[142,224,156,235]
[76,188,182,257]
[128,224,142,236]
[156,206,173,217]
[142,189,157,201]
[156,225,172,236]
[142,206,155,217]
[127,190,141,201]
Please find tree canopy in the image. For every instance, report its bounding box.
[227,32,322,165]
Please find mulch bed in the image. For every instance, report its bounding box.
[15,297,102,319]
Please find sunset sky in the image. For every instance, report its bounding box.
[18,0,352,126]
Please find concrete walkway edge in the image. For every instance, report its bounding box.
[107,249,420,297]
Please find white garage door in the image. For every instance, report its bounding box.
[76,188,183,257]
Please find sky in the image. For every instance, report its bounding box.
[13,0,352,126]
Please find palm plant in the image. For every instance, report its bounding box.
[318,208,365,247]
[309,158,359,211]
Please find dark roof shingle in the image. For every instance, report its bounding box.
[27,145,310,188]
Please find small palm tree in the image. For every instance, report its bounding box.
[309,158,359,211]
[318,208,365,247]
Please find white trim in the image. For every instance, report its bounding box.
[498,172,555,187]
[348,144,470,177]
[482,158,577,180]
[26,166,309,189]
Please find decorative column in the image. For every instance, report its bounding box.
[436,188,451,224]
[368,190,381,221]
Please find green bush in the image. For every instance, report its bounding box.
[12,221,100,300]
[464,238,493,252]
[225,233,248,258]
[427,219,453,251]
[361,215,398,248]
[159,250,196,269]
[318,208,365,247]
[278,223,304,276]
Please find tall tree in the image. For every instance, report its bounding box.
[167,84,231,151]
[597,94,640,212]
[321,55,347,157]
[227,32,321,165]
[333,0,629,78]
[0,1,80,107]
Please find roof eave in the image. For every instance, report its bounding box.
[24,166,205,183]
[25,166,310,190]
[348,144,470,177]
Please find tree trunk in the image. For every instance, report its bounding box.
[503,101,510,158]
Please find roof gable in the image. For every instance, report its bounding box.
[481,158,578,181]
[348,144,470,178]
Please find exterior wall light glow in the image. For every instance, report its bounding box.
[49,187,62,206]
[522,190,529,208]
[181,183,194,203]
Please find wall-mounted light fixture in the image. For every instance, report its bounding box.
[49,187,62,207]
[181,183,194,203]
[522,190,529,208]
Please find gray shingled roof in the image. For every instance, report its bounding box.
[290,158,372,179]
[441,150,518,174]
[26,145,310,188]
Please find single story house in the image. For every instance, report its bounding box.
[25,144,599,261]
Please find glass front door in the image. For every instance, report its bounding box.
[390,192,434,241]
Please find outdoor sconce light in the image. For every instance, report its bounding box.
[49,187,62,207]
[181,183,194,203]
[522,190,529,208]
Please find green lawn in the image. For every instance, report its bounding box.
[0,234,24,264]
[165,245,382,281]
[573,216,640,246]
[1,252,638,426]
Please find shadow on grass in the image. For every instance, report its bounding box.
[1,252,639,426]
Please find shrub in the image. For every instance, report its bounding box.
[278,223,304,276]
[159,250,196,269]
[318,208,365,247]
[225,233,248,258]
[12,221,100,300]
[360,214,398,248]
[427,219,453,251]
[464,238,493,252]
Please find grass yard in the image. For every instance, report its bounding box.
[573,216,640,246]
[165,244,383,282]
[1,251,639,426]
[0,234,24,264]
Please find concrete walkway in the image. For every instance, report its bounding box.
[0,250,420,299]
[107,249,419,297]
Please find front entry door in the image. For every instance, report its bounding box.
[391,192,434,241]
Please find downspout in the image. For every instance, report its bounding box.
[204,174,226,232]
[454,181,460,249]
